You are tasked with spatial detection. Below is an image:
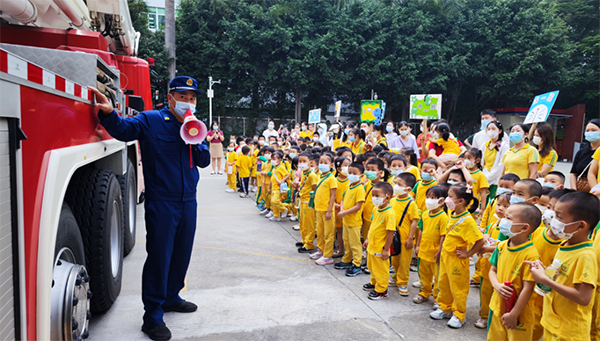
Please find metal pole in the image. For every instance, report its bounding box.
[208,76,213,125]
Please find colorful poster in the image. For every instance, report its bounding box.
[361,100,383,123]
[409,94,441,120]
[308,109,321,124]
[334,100,342,118]
[524,91,559,124]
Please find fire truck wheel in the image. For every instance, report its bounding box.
[67,168,124,313]
[118,160,137,257]
[52,203,91,340]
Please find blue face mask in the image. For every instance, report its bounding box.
[318,164,331,173]
[390,169,402,176]
[268,124,274,130]
[289,153,296,159]
[585,131,600,143]
[481,119,491,131]
[365,171,378,180]
[348,174,361,184]
[510,195,526,205]
[496,187,512,196]
[344,128,350,135]
[543,183,555,188]
[349,136,356,142]
[498,218,519,238]
[447,180,458,185]
[399,130,409,136]
[386,126,394,132]
[509,132,523,143]
[431,132,440,139]
[174,101,196,117]
[421,172,434,182]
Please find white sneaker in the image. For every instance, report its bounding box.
[447,315,466,328]
[265,212,274,218]
[474,318,487,329]
[239,193,248,198]
[270,217,281,222]
[430,308,453,320]
[280,209,288,218]
[225,188,235,193]
[412,281,423,288]
[251,187,257,193]
[315,256,334,265]
[289,215,298,221]
[259,209,270,215]
[433,302,440,310]
[309,250,323,260]
[292,224,300,231]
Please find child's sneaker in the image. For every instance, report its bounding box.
[474,318,487,329]
[470,279,480,288]
[292,224,300,231]
[362,266,371,274]
[265,211,274,218]
[251,187,257,193]
[413,294,427,304]
[315,256,333,265]
[309,250,323,260]
[269,216,281,222]
[259,209,270,215]
[334,262,352,270]
[280,209,288,218]
[345,265,362,277]
[410,257,418,272]
[297,246,313,253]
[289,215,298,221]
[412,281,423,288]
[388,280,397,287]
[430,309,453,320]
[398,286,409,296]
[433,302,439,310]
[362,283,376,291]
[239,193,248,198]
[447,315,466,329]
[295,242,304,247]
[368,290,388,300]
[409,264,418,272]
[225,188,235,193]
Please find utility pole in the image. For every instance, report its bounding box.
[165,0,175,80]
[207,76,220,124]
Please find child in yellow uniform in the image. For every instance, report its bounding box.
[411,158,438,213]
[473,192,510,329]
[336,162,366,276]
[333,156,350,258]
[310,154,338,265]
[388,155,408,184]
[592,229,600,341]
[399,147,421,182]
[268,152,291,222]
[413,185,448,305]
[464,148,489,213]
[362,158,388,241]
[236,146,253,197]
[348,127,366,155]
[296,153,318,253]
[526,192,598,341]
[362,182,396,300]
[480,174,520,236]
[543,171,565,190]
[431,184,484,328]
[390,173,419,296]
[487,203,541,340]
[250,141,259,191]
[225,142,238,192]
[434,123,461,162]
[259,148,274,216]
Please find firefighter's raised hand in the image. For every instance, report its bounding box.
[88,87,114,115]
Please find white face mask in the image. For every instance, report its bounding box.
[550,218,580,240]
[227,147,234,151]
[535,204,547,214]
[532,136,543,145]
[173,101,196,117]
[298,163,309,171]
[313,137,319,142]
[258,140,265,146]
[372,196,384,207]
[486,130,498,139]
[271,160,279,166]
[393,185,407,196]
[542,209,555,227]
[425,198,442,211]
[264,154,271,160]
[340,166,349,176]
[464,159,475,168]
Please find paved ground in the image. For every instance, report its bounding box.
[88,166,505,341]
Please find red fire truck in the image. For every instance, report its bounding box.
[0,0,152,339]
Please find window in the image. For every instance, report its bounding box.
[147,6,167,31]
[148,7,157,30]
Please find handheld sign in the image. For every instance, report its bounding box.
[361,100,383,123]
[409,94,441,120]
[379,101,386,125]
[524,91,559,124]
[308,109,321,124]
[334,100,342,119]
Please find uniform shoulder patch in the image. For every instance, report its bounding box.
[165,116,170,120]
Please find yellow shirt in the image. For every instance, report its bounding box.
[299,130,313,139]
[236,154,252,178]
[367,205,397,254]
[342,182,366,227]
[489,240,539,321]
[592,233,600,339]
[270,163,289,192]
[538,149,558,172]
[436,137,461,155]
[541,240,598,340]
[362,181,376,221]
[250,149,259,176]
[226,151,238,174]
[443,211,483,253]
[375,137,387,147]
[299,170,318,202]
[314,172,337,212]
[335,177,349,227]
[480,220,501,280]
[480,198,498,232]
[593,147,600,183]
[350,140,365,155]
[531,227,563,267]
[390,196,419,242]
[405,165,421,182]
[483,140,498,172]
[501,144,539,180]
[469,169,489,201]
[411,179,437,212]
[418,210,449,263]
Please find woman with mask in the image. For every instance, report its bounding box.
[530,123,558,178]
[385,122,398,147]
[206,121,225,174]
[263,120,279,140]
[501,123,539,179]
[482,121,509,198]
[390,121,420,158]
[574,119,600,192]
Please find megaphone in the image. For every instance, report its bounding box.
[180,109,207,144]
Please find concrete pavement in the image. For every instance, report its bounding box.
[89,167,491,341]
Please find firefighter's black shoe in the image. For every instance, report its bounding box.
[142,323,171,340]
[163,300,198,313]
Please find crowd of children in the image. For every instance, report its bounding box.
[222,121,600,340]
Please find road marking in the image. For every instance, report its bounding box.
[197,206,260,214]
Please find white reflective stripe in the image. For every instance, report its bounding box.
[81,89,88,100]
[6,54,27,79]
[42,69,55,89]
[65,80,74,95]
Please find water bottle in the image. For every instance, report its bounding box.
[280,182,288,193]
[503,281,517,314]
[534,259,562,296]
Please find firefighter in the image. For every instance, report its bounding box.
[90,76,211,341]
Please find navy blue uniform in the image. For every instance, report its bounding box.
[99,108,210,327]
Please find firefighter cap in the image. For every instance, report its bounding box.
[168,76,202,95]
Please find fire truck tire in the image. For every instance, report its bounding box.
[67,168,124,313]
[118,160,136,257]
[55,203,86,266]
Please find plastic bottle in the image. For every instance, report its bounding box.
[534,259,562,296]
[504,281,517,314]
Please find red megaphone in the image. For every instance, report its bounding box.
[180,109,207,144]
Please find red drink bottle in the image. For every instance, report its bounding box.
[504,280,517,313]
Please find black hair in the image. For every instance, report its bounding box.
[509,123,530,143]
[272,151,284,160]
[548,188,575,200]
[390,154,408,167]
[547,171,565,184]
[480,109,496,118]
[315,142,324,148]
[236,136,245,144]
[436,123,451,140]
[397,172,417,189]
[289,145,300,153]
[500,173,520,184]
[349,162,365,174]
[372,144,387,154]
[437,182,451,194]
[541,186,554,196]
[382,152,395,166]
[290,156,299,170]
[377,151,389,159]
[512,202,542,233]
[341,122,355,143]
[465,148,483,170]
[426,185,448,199]
[334,156,349,177]
[336,147,355,161]
[299,143,307,151]
[268,135,277,141]
[312,147,322,154]
[448,169,467,183]
[421,158,438,169]
[372,124,384,135]
[244,137,252,145]
[400,147,418,167]
[355,153,366,165]
[320,153,334,164]
[211,121,219,128]
[365,158,390,182]
[487,121,505,151]
[299,151,313,159]
[517,179,542,199]
[373,181,393,198]
[450,184,480,214]
[557,192,600,233]
[364,151,377,160]
[311,153,322,162]
[322,146,332,153]
[241,145,250,155]
[258,135,266,140]
[398,121,410,128]
[497,192,512,204]
[534,123,556,158]
[264,146,275,153]
[350,127,366,141]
